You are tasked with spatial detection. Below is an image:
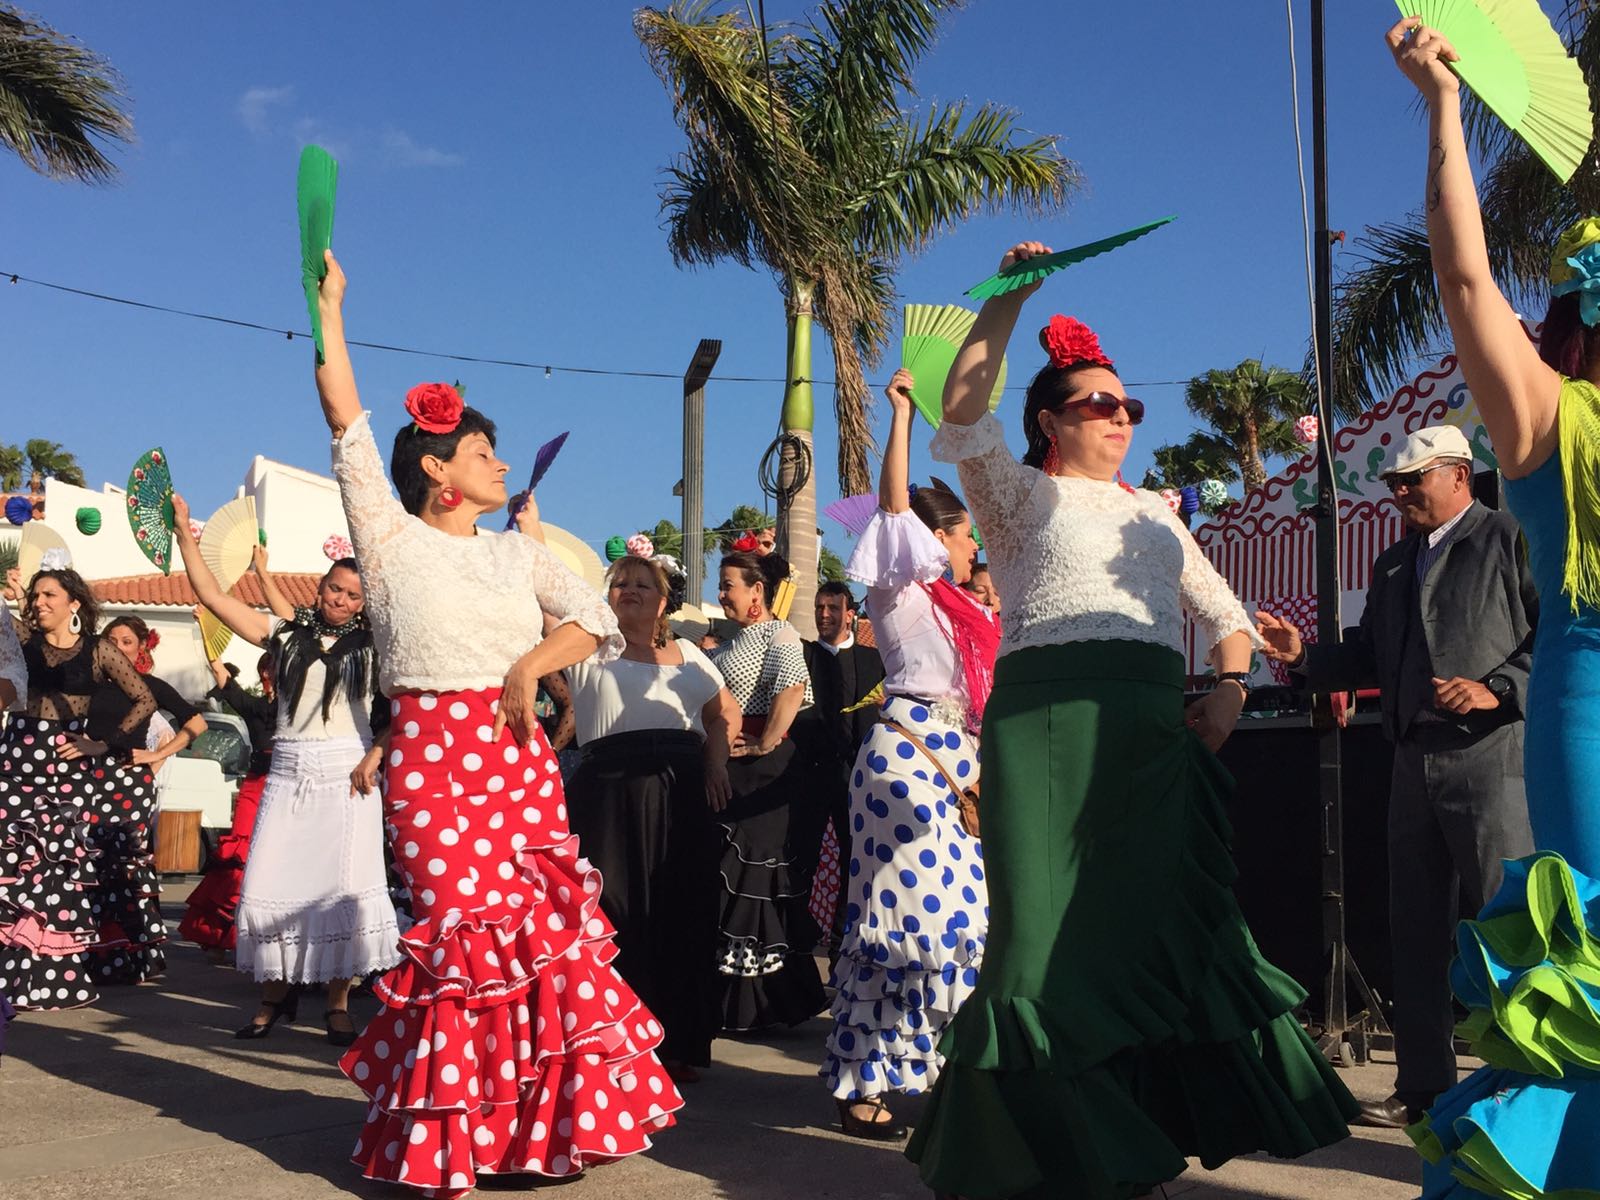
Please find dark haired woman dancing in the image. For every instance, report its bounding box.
[904,245,1356,1199]
[707,549,826,1031]
[315,252,681,1196]
[84,615,207,986]
[172,497,399,1044]
[0,569,155,1011]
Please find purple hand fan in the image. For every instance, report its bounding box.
[824,493,880,538]
[505,431,570,530]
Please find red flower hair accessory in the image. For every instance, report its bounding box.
[1039,314,1113,371]
[144,629,161,650]
[404,382,465,434]
[731,532,761,554]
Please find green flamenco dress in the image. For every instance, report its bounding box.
[907,640,1358,1200]
[1409,379,1600,1200]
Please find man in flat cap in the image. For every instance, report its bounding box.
[1257,424,1537,1129]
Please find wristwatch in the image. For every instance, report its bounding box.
[1216,671,1253,694]
[1484,674,1515,704]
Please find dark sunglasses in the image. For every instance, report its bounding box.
[1383,461,1456,493]
[1060,391,1145,426]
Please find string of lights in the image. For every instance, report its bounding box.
[3,268,1194,390]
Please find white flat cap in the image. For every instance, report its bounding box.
[1381,425,1474,477]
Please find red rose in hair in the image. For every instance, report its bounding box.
[404,382,465,434]
[144,630,161,650]
[731,532,761,554]
[1040,314,1113,371]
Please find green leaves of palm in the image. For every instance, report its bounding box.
[25,438,85,488]
[0,5,132,183]
[1183,360,1308,492]
[637,0,1075,496]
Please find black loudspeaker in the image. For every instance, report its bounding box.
[1214,721,1395,1008]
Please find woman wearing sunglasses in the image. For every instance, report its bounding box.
[1386,19,1600,1198]
[903,241,1356,1200]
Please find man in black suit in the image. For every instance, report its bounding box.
[1258,425,1536,1130]
[794,582,886,946]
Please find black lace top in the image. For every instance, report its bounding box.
[21,633,156,750]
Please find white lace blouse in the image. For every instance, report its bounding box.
[331,412,622,693]
[846,508,967,703]
[0,611,25,711]
[930,413,1260,661]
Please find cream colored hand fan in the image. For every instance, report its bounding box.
[17,522,69,588]
[200,497,259,588]
[1401,0,1593,183]
[540,523,608,594]
[901,304,1007,430]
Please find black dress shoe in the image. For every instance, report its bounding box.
[1356,1093,1424,1129]
[837,1097,908,1141]
[234,987,300,1040]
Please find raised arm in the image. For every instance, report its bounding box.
[172,494,275,647]
[1388,18,1560,477]
[944,242,1051,427]
[251,544,296,622]
[315,250,363,439]
[879,369,916,513]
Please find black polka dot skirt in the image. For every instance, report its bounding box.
[0,715,102,1010]
[86,761,166,985]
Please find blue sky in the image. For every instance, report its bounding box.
[4,2,1493,579]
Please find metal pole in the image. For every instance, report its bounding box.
[682,339,721,607]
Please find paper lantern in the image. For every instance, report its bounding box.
[4,496,32,525]
[1178,486,1200,515]
[1294,414,1319,445]
[604,536,628,562]
[1159,488,1182,514]
[1198,479,1230,510]
[75,506,102,535]
[323,534,354,561]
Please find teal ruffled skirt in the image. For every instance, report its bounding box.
[906,640,1356,1199]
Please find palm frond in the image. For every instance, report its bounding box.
[0,5,132,183]
[850,100,1076,260]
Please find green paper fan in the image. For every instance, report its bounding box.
[297,145,339,362]
[125,448,176,575]
[966,217,1177,301]
[1398,0,1591,183]
[901,304,1007,430]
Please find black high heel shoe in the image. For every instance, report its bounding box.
[836,1096,907,1141]
[234,987,300,1039]
[323,1008,358,1048]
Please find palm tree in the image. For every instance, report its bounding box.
[0,6,133,183]
[24,438,85,490]
[1328,3,1596,410]
[637,0,1073,634]
[1141,434,1240,490]
[0,443,23,493]
[1183,360,1308,493]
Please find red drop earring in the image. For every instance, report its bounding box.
[1042,435,1060,476]
[439,486,463,509]
[746,602,762,621]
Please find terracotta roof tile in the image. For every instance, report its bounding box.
[91,572,323,609]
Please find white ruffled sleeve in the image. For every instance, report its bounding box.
[330,411,410,562]
[0,611,25,711]
[929,412,1038,568]
[526,538,624,663]
[1163,505,1264,661]
[845,508,949,591]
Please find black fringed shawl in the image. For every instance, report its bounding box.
[269,608,389,735]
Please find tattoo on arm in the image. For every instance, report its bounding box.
[1427,139,1445,212]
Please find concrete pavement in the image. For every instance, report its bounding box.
[0,886,1435,1200]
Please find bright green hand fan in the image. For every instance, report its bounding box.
[901,304,1007,430]
[297,145,339,362]
[126,448,176,575]
[965,217,1177,301]
[1398,0,1592,183]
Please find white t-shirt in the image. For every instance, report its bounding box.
[567,638,726,745]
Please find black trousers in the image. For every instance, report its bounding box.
[1387,721,1533,1096]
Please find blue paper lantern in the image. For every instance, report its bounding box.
[4,496,32,525]
[1178,486,1201,516]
